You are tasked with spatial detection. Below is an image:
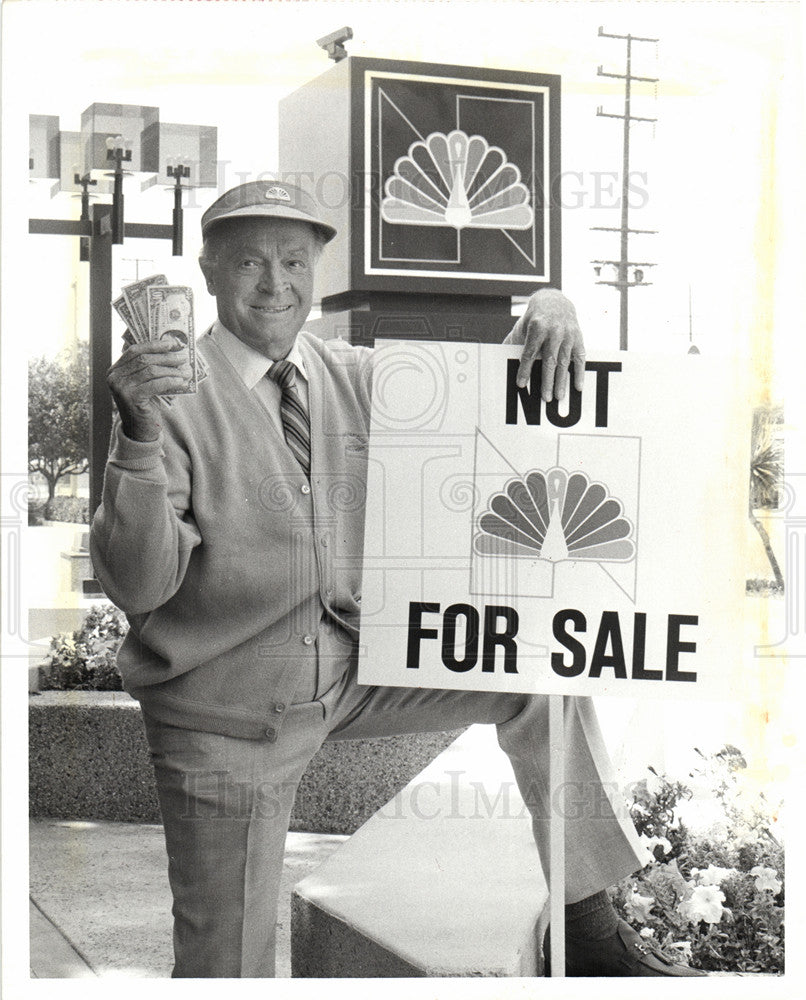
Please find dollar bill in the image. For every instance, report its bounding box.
[122,273,167,342]
[147,285,197,394]
[112,294,143,343]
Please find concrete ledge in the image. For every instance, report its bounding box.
[29,692,160,822]
[292,725,548,977]
[28,692,461,833]
[294,730,462,833]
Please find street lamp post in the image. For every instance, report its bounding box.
[168,161,191,256]
[73,171,97,262]
[28,105,218,537]
[105,136,132,244]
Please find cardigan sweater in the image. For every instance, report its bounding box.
[90,329,374,740]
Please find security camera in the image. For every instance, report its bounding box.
[316,26,353,62]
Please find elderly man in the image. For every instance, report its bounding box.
[91,182,703,979]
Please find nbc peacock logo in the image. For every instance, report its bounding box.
[381,129,534,231]
[473,467,636,564]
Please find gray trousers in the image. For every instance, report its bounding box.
[142,664,645,978]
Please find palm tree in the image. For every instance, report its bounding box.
[748,407,784,593]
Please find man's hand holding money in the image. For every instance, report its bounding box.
[107,339,193,442]
[110,275,201,440]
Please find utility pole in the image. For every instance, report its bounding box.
[593,26,658,350]
[687,285,700,354]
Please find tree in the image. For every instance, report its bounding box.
[748,405,784,593]
[28,343,90,508]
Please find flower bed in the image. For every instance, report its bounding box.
[40,604,126,691]
[612,745,784,974]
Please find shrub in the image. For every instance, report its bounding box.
[41,604,128,691]
[44,495,89,524]
[612,746,784,974]
[28,501,47,526]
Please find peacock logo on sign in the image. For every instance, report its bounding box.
[380,129,534,232]
[473,467,637,565]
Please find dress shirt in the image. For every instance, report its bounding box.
[209,320,309,433]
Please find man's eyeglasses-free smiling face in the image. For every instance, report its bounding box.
[201,217,319,361]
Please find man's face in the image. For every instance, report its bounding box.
[201,217,317,360]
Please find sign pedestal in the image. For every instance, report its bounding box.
[308,292,516,347]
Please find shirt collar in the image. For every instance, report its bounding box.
[211,320,307,390]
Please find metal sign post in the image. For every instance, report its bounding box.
[548,693,566,977]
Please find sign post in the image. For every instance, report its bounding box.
[548,694,566,976]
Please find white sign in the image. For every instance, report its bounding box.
[358,341,749,699]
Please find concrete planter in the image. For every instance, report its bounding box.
[29,691,160,823]
[29,691,461,833]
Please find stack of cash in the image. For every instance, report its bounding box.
[113,275,208,399]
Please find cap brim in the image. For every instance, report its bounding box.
[202,204,336,242]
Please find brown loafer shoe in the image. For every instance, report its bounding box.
[544,918,707,976]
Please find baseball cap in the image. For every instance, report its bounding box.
[201,181,337,242]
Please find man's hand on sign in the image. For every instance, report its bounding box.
[514,288,586,402]
[107,339,191,442]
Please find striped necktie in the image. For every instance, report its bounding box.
[267,359,311,476]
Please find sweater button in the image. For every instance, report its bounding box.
[264,728,277,742]
[274,703,285,714]
[301,484,311,495]
[302,634,314,645]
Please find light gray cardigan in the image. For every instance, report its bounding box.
[90,330,373,740]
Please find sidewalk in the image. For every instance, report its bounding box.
[29,819,346,978]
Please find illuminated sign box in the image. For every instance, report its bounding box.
[279,57,561,301]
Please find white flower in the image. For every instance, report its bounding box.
[678,884,726,925]
[624,889,655,924]
[750,866,782,894]
[639,926,655,939]
[645,771,663,796]
[669,940,693,963]
[694,864,738,886]
[705,819,730,843]
[641,834,673,857]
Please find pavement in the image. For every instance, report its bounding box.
[29,819,347,978]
